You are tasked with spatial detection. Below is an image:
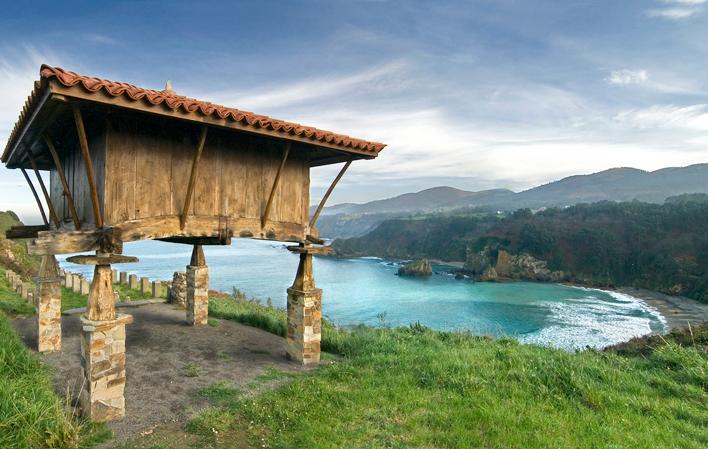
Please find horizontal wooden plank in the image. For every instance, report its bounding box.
[28,215,306,255]
[66,255,139,265]
[5,225,50,239]
[286,245,334,255]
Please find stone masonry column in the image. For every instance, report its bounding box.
[286,250,322,365]
[36,255,62,353]
[186,245,209,325]
[79,263,132,422]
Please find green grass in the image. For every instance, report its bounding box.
[195,292,708,449]
[60,282,155,312]
[0,268,35,316]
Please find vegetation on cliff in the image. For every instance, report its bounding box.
[333,195,708,302]
[0,211,39,278]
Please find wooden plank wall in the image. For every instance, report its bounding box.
[103,115,310,231]
[48,116,106,228]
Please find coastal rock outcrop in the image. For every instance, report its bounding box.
[398,259,433,277]
[465,247,565,282]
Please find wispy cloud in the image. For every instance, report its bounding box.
[198,61,409,112]
[614,104,708,130]
[606,69,648,85]
[646,0,707,20]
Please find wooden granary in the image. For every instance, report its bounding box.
[2,65,385,421]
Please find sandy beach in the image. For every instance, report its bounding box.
[614,286,708,331]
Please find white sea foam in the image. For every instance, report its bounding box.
[520,286,668,350]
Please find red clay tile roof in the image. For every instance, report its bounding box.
[2,65,386,162]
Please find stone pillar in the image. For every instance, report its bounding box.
[80,279,90,295]
[72,274,82,293]
[170,272,187,307]
[140,277,150,294]
[151,281,163,298]
[128,274,138,290]
[79,263,131,422]
[112,269,119,284]
[286,251,322,365]
[37,255,62,352]
[64,271,72,288]
[186,245,209,325]
[20,282,29,300]
[119,271,127,285]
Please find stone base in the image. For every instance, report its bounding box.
[286,287,322,365]
[80,314,133,422]
[186,266,209,325]
[37,281,61,352]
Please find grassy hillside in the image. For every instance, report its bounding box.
[125,293,707,449]
[332,211,500,261]
[0,267,109,449]
[0,211,40,278]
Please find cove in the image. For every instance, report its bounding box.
[59,238,667,350]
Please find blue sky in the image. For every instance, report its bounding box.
[1,0,707,223]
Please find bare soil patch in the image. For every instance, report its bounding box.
[11,303,308,445]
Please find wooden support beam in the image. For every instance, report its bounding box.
[190,244,206,267]
[262,143,291,228]
[287,244,334,256]
[28,215,304,255]
[26,152,60,228]
[72,104,103,228]
[5,225,49,239]
[66,254,138,265]
[20,168,49,226]
[181,126,209,230]
[43,133,81,230]
[158,235,231,246]
[309,159,352,229]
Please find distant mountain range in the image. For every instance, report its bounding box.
[315,163,708,238]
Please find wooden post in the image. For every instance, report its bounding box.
[309,159,352,229]
[72,104,103,228]
[20,168,49,226]
[261,143,291,228]
[180,126,209,230]
[86,265,115,321]
[43,134,81,229]
[26,153,61,228]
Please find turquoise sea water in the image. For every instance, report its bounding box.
[59,239,667,350]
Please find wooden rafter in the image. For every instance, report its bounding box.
[26,152,60,228]
[72,104,103,228]
[309,159,352,229]
[180,126,209,230]
[261,143,291,228]
[43,133,81,230]
[20,168,49,226]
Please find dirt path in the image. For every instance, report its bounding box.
[11,303,308,445]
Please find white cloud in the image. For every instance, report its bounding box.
[647,0,706,19]
[614,104,708,130]
[606,69,649,85]
[197,61,409,111]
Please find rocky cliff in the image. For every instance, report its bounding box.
[398,259,433,277]
[464,248,565,282]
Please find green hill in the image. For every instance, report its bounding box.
[333,195,708,302]
[0,211,40,277]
